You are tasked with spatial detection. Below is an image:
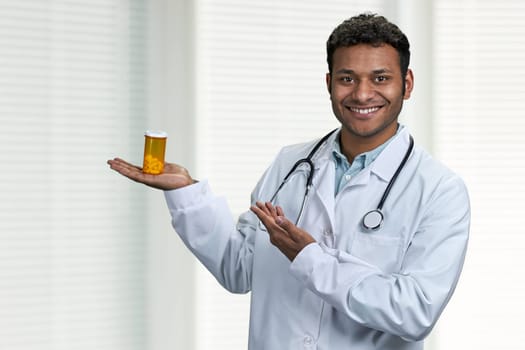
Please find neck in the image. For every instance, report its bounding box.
[339,124,398,163]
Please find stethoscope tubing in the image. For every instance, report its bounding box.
[266,129,337,226]
[362,135,414,230]
[264,129,414,231]
[278,129,338,190]
[376,135,414,211]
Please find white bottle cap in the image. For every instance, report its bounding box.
[145,130,168,138]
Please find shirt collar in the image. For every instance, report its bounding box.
[369,126,412,181]
[331,125,402,172]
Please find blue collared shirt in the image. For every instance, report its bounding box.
[332,127,401,195]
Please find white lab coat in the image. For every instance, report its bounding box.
[164,126,470,350]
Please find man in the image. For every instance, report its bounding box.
[108,13,470,350]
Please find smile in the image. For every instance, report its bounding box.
[349,106,381,114]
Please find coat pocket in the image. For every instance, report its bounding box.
[350,234,402,273]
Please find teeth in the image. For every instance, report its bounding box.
[350,107,380,114]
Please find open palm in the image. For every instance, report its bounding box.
[107,157,195,190]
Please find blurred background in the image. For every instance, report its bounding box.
[1,0,524,349]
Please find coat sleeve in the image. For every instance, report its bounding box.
[163,147,293,294]
[164,180,256,293]
[289,174,470,341]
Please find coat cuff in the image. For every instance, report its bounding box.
[164,179,212,210]
[289,243,327,283]
[289,242,381,294]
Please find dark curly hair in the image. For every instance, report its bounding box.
[326,13,410,77]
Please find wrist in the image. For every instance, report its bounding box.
[170,175,198,190]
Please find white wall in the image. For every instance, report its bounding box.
[145,0,197,349]
[4,1,521,349]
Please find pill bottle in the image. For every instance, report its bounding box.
[143,131,167,174]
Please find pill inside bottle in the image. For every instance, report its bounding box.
[143,131,167,175]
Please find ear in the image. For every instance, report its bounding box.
[403,69,414,100]
[326,73,332,94]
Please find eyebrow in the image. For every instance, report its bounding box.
[334,68,394,75]
[372,68,393,74]
[334,69,354,75]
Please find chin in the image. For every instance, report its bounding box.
[345,121,396,140]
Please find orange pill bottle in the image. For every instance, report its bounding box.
[143,131,167,174]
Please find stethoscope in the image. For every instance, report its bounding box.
[265,129,414,231]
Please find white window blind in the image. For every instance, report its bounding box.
[432,1,525,349]
[0,1,147,349]
[194,1,389,349]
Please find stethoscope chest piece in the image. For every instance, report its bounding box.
[362,209,384,231]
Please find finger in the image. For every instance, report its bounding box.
[108,159,160,185]
[108,160,140,177]
[255,201,272,216]
[163,162,187,174]
[110,157,141,169]
[250,205,275,231]
[264,202,278,218]
[276,206,285,217]
[275,216,304,238]
[108,158,142,173]
[250,204,270,222]
[116,166,150,183]
[274,216,301,240]
[275,216,316,246]
[251,204,288,233]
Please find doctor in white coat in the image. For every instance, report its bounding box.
[108,13,470,350]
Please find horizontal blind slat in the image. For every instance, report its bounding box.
[0,1,147,349]
[432,1,525,349]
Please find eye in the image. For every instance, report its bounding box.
[341,76,354,83]
[375,75,389,83]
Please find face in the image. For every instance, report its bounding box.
[326,44,413,149]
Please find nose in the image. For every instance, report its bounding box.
[352,80,375,102]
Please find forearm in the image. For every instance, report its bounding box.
[290,243,457,341]
[290,205,469,343]
[164,180,255,293]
